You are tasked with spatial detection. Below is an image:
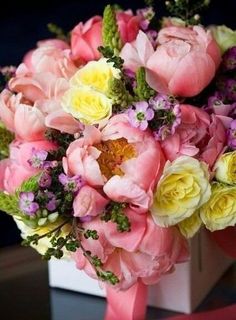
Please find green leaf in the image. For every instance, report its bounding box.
[16,174,40,193]
[0,192,23,217]
[0,124,14,159]
[134,67,155,101]
[102,5,122,54]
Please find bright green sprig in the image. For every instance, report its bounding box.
[165,0,210,25]
[101,202,130,232]
[47,23,69,42]
[102,5,122,55]
[0,192,23,217]
[0,124,14,160]
[108,77,133,112]
[134,67,155,101]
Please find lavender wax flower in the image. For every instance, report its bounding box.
[127,101,154,130]
[28,148,48,169]
[19,192,39,215]
[59,173,84,193]
[228,119,236,149]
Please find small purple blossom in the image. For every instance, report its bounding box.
[28,148,48,169]
[146,30,158,48]
[228,119,236,149]
[127,101,154,130]
[137,7,155,30]
[222,46,236,72]
[149,94,181,141]
[45,192,57,211]
[226,79,236,102]
[79,215,93,223]
[39,171,52,188]
[19,192,39,216]
[123,68,136,89]
[59,173,84,193]
[149,94,172,110]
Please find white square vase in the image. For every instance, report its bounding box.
[49,229,233,314]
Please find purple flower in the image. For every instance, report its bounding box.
[228,119,236,149]
[222,46,236,72]
[226,79,236,102]
[45,192,57,211]
[123,68,136,89]
[137,7,155,30]
[127,101,154,130]
[149,94,172,111]
[59,173,84,193]
[19,192,39,216]
[39,171,52,188]
[28,148,48,169]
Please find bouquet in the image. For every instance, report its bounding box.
[1,0,236,318]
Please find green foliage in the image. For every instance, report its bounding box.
[47,23,69,42]
[165,0,210,25]
[0,192,22,217]
[101,202,131,232]
[134,67,155,101]
[108,77,133,111]
[0,124,14,159]
[17,174,40,193]
[98,46,124,69]
[102,5,122,54]
[84,229,99,240]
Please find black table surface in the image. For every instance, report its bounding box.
[0,245,236,320]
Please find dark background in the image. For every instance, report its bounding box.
[0,0,236,247]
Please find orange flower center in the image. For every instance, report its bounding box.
[95,138,136,180]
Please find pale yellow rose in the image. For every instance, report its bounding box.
[62,86,112,125]
[210,25,236,53]
[70,58,120,94]
[215,151,236,185]
[178,211,202,239]
[200,183,236,231]
[14,217,71,256]
[150,156,211,227]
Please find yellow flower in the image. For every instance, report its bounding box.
[210,25,236,53]
[200,183,236,231]
[62,86,112,125]
[215,151,236,185]
[178,211,202,239]
[150,156,211,227]
[14,217,71,256]
[70,58,120,94]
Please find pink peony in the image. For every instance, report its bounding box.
[0,89,46,141]
[9,45,77,103]
[147,26,221,97]
[63,115,165,212]
[71,12,140,64]
[74,211,189,290]
[73,185,109,218]
[161,104,226,168]
[0,140,56,193]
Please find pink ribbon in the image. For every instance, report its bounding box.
[210,227,236,258]
[105,280,147,320]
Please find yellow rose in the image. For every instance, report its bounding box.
[215,151,236,185]
[14,217,71,256]
[210,25,236,53]
[178,211,202,239]
[200,183,236,231]
[62,86,112,125]
[150,156,211,227]
[70,58,120,94]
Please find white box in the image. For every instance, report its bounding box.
[49,229,233,313]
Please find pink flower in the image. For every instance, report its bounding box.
[71,16,103,64]
[161,104,226,168]
[0,140,56,193]
[73,185,109,218]
[71,12,140,64]
[74,211,189,290]
[23,39,70,71]
[9,45,77,103]
[0,89,46,141]
[147,26,221,97]
[63,115,165,212]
